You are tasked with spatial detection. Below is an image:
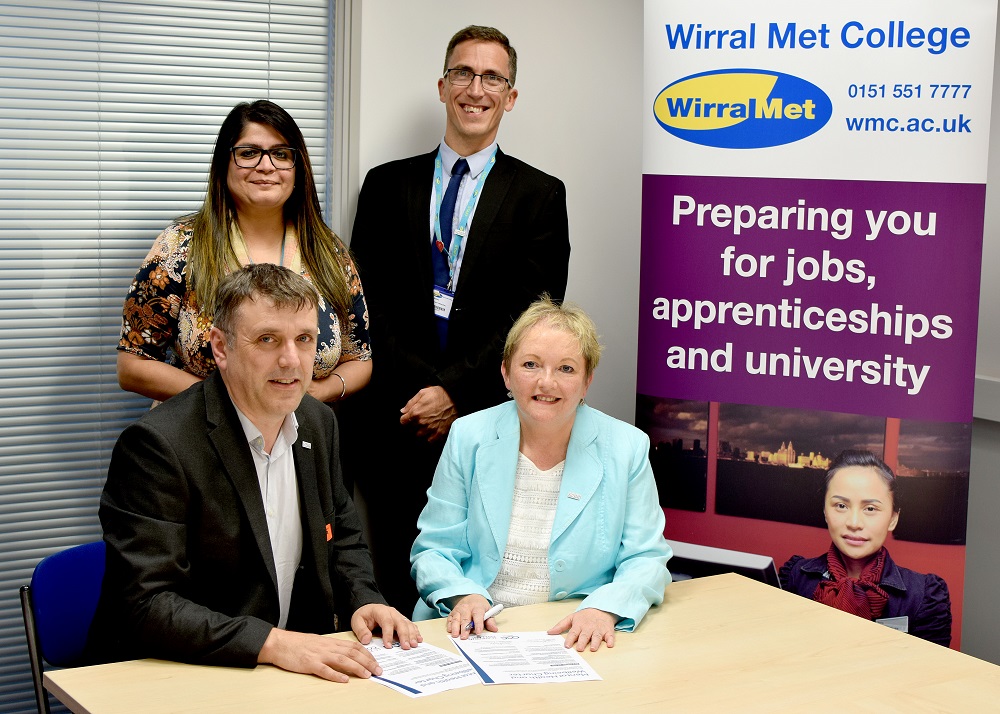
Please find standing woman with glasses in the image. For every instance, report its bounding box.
[118,100,371,404]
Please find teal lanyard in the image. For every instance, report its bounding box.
[238,224,288,267]
[433,147,498,289]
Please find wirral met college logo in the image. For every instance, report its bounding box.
[653,68,832,149]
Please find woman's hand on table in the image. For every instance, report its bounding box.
[446,594,499,639]
[548,608,618,651]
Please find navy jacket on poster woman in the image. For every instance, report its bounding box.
[780,549,952,647]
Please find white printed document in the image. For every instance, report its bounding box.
[364,638,482,697]
[450,632,602,684]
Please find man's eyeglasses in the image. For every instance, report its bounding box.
[231,146,298,169]
[444,68,511,93]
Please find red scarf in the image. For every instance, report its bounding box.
[812,543,890,620]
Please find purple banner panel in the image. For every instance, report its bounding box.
[637,174,985,422]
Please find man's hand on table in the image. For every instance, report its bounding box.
[257,605,421,682]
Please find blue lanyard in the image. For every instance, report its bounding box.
[433,147,498,288]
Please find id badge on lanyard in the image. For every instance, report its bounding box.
[433,287,455,320]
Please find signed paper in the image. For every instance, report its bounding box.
[450,632,602,684]
[364,639,482,697]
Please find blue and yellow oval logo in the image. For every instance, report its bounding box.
[653,69,832,149]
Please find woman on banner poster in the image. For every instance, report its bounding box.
[780,450,952,646]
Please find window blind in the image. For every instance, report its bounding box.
[0,1,332,711]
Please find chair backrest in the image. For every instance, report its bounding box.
[27,540,105,666]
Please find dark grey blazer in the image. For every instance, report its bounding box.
[89,371,384,667]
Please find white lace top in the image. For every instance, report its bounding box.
[487,453,565,607]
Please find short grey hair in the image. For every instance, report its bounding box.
[444,25,518,86]
[213,263,320,340]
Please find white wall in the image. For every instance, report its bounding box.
[349,0,1000,663]
[950,4,1000,664]
[349,0,644,423]
[979,6,1000,383]
[974,2,1000,420]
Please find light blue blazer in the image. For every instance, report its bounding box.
[410,402,672,629]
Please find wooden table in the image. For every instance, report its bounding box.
[46,573,1000,713]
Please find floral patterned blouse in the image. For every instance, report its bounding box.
[118,221,371,379]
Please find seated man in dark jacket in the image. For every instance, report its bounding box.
[90,264,421,680]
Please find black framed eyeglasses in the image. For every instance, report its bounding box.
[444,68,511,92]
[230,146,298,169]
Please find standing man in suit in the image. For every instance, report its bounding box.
[92,264,421,682]
[342,25,571,613]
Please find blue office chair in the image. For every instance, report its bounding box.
[20,541,105,714]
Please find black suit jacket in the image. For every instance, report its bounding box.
[90,372,384,667]
[349,147,570,417]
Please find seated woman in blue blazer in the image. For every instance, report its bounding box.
[410,296,672,652]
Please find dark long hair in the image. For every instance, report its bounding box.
[187,100,352,322]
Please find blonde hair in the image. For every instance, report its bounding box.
[503,295,602,378]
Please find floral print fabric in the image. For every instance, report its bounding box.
[119,221,371,379]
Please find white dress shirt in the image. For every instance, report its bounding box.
[234,407,303,630]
